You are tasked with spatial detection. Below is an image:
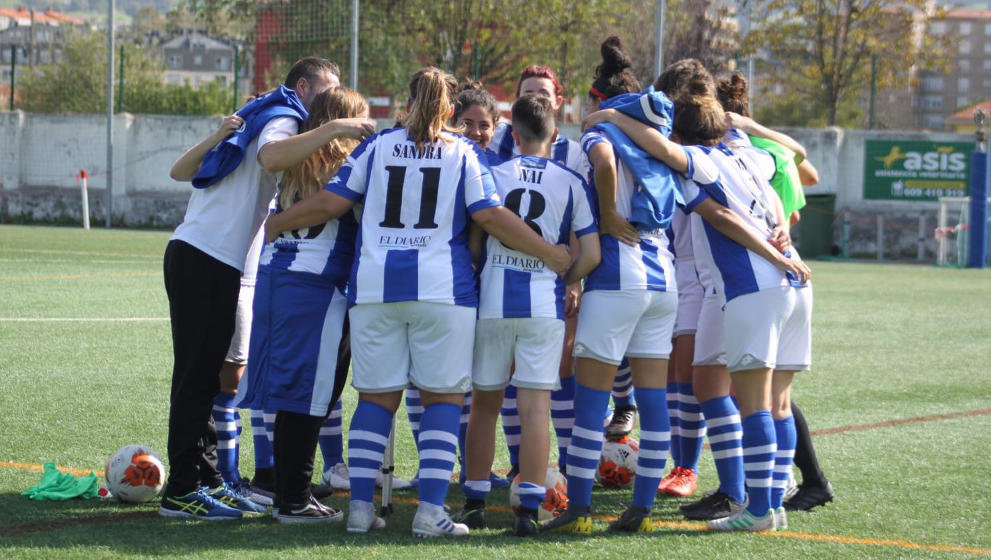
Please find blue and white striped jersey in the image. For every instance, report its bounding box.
[580,130,677,293]
[678,143,804,302]
[478,155,597,320]
[326,127,502,306]
[489,122,590,178]
[258,198,358,289]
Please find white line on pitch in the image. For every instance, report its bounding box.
[0,318,169,322]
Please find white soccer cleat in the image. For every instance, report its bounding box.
[783,470,799,501]
[323,462,351,490]
[707,508,776,532]
[412,503,470,538]
[346,500,386,533]
[774,506,788,531]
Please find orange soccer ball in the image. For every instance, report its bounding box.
[596,436,639,488]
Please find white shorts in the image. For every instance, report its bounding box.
[349,301,475,394]
[692,295,726,366]
[573,290,677,365]
[224,281,254,364]
[472,318,564,391]
[674,261,704,338]
[724,285,812,373]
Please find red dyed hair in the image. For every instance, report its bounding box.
[515,64,564,98]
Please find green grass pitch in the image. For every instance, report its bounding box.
[0,224,989,559]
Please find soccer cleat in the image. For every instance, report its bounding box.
[784,481,834,511]
[657,467,682,493]
[276,497,343,524]
[679,488,718,512]
[683,491,746,521]
[606,405,637,438]
[347,500,386,533]
[412,503,470,538]
[608,505,654,533]
[323,462,351,490]
[158,489,243,521]
[541,506,593,534]
[774,506,788,531]
[453,501,486,529]
[783,470,799,501]
[708,508,775,532]
[232,478,273,506]
[663,468,698,498]
[206,483,267,515]
[513,507,540,537]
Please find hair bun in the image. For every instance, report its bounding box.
[599,36,633,75]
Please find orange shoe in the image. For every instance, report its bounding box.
[663,468,698,497]
[658,467,683,492]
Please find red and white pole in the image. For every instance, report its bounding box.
[80,169,90,230]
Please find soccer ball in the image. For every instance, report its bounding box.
[104,445,166,503]
[509,466,569,521]
[596,436,639,488]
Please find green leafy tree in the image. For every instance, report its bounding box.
[746,0,951,126]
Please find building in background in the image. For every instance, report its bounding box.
[914,9,991,131]
[0,8,87,87]
[161,31,236,89]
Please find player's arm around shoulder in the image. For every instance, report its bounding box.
[169,114,243,181]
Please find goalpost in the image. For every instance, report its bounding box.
[936,196,991,266]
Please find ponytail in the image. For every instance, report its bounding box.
[716,71,750,116]
[403,67,458,151]
[672,77,726,147]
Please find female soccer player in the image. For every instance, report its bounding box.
[716,72,832,512]
[545,36,678,534]
[265,67,570,537]
[585,76,812,532]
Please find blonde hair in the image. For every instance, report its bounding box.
[403,67,458,151]
[280,87,368,210]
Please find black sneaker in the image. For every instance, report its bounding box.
[606,406,637,438]
[679,489,720,512]
[453,499,486,529]
[513,507,540,537]
[784,481,834,511]
[541,505,593,534]
[682,491,745,521]
[609,505,653,532]
[276,497,343,524]
[310,482,333,499]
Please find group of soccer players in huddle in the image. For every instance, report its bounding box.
[160,34,835,538]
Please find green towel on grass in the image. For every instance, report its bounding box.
[22,462,99,500]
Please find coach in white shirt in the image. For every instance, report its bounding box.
[159,57,374,520]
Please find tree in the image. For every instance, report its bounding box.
[19,29,230,115]
[746,0,951,126]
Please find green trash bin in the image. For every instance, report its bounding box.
[793,194,837,258]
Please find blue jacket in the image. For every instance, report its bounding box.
[192,86,308,189]
[591,88,682,230]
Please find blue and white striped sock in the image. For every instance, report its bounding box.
[742,410,776,516]
[632,387,670,509]
[565,383,610,509]
[458,391,472,471]
[518,481,546,511]
[405,386,423,444]
[678,383,705,473]
[417,402,460,507]
[771,414,797,509]
[250,409,274,470]
[612,359,635,409]
[666,381,681,468]
[699,396,745,503]
[501,384,521,467]
[213,391,240,483]
[463,479,491,502]
[348,401,392,504]
[551,376,575,468]
[318,400,344,468]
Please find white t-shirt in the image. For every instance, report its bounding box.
[678,143,803,302]
[326,127,502,306]
[171,117,298,272]
[478,155,597,320]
